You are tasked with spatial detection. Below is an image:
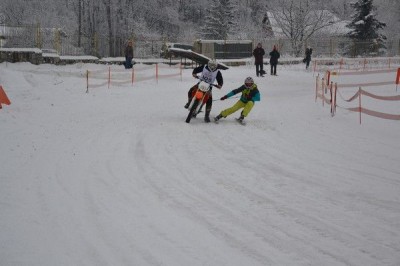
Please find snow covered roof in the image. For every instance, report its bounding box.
[0,47,42,53]
[195,39,252,44]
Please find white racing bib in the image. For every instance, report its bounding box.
[201,67,218,84]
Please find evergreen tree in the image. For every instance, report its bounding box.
[201,0,236,39]
[346,0,386,56]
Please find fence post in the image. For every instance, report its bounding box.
[180,63,183,81]
[396,68,400,91]
[86,70,89,93]
[326,70,331,86]
[132,67,135,86]
[315,75,319,102]
[330,83,336,116]
[35,22,42,49]
[313,60,317,76]
[358,87,362,125]
[156,63,159,83]
[54,29,61,54]
[339,58,344,72]
[108,67,111,89]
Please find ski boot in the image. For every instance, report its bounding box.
[214,114,222,122]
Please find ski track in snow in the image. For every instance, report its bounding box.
[1,62,400,266]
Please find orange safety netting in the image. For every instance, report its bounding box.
[337,87,400,122]
[0,86,11,109]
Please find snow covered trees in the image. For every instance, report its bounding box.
[201,0,237,39]
[346,0,386,56]
[268,0,337,56]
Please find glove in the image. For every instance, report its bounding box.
[192,74,198,78]
[220,95,228,101]
[215,84,222,89]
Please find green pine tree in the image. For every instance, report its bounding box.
[346,0,386,56]
[201,0,237,39]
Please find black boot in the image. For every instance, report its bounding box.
[204,110,211,123]
[184,98,192,109]
[214,114,222,121]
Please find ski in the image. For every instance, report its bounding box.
[235,118,246,125]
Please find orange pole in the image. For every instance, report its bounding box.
[333,83,338,116]
[180,63,183,81]
[156,64,159,83]
[396,68,400,91]
[326,71,331,86]
[315,75,319,102]
[359,88,362,125]
[313,60,317,75]
[132,67,135,85]
[108,66,111,89]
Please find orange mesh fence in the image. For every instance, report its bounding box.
[333,68,398,76]
[315,73,400,122]
[0,86,11,109]
[85,63,182,93]
[314,57,400,74]
[339,81,395,88]
[315,75,336,116]
[336,87,400,123]
[325,68,399,90]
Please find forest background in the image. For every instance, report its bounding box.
[0,0,399,58]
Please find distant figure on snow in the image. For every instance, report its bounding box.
[253,43,265,77]
[304,47,313,70]
[124,40,134,69]
[269,45,280,76]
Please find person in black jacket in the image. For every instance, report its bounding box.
[253,43,265,77]
[269,45,280,76]
[124,40,134,69]
[304,47,313,69]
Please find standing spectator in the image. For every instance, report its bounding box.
[124,40,134,69]
[304,47,313,70]
[269,45,280,76]
[253,43,265,77]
